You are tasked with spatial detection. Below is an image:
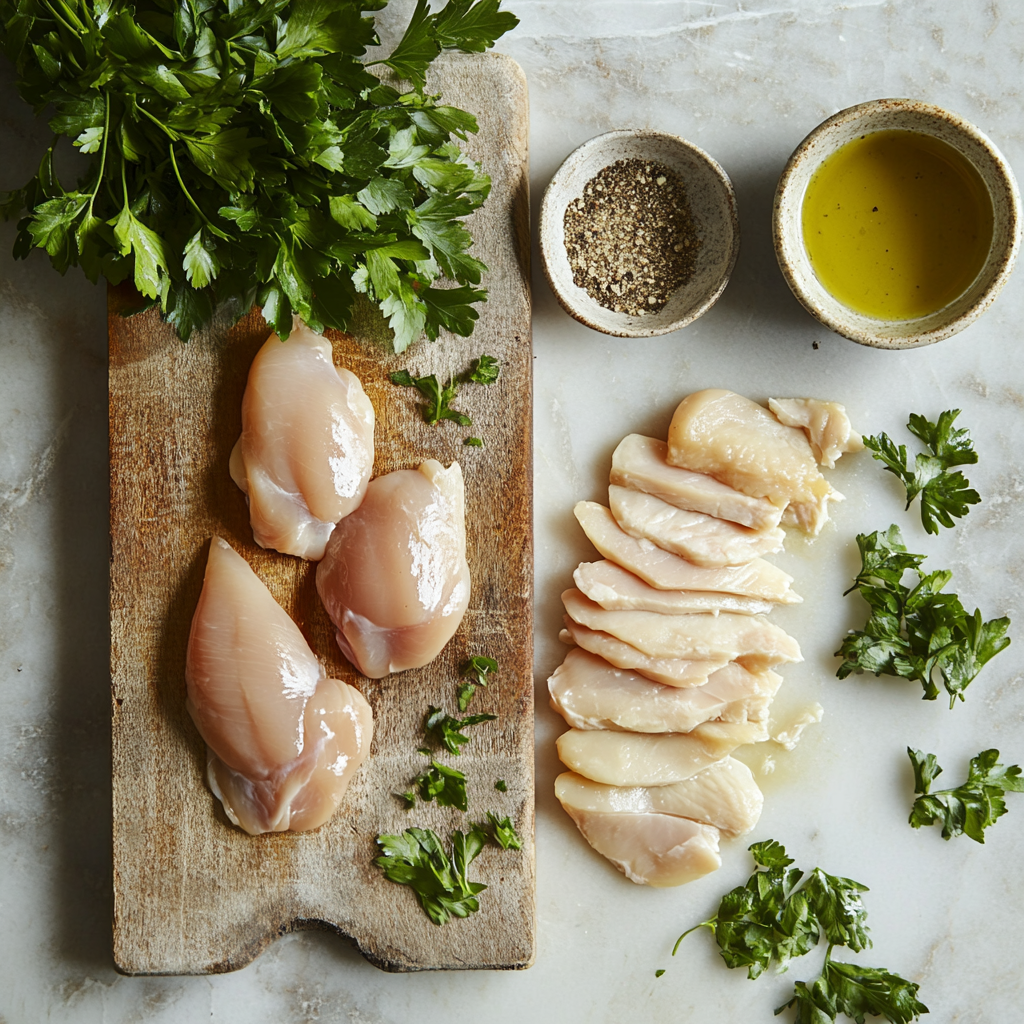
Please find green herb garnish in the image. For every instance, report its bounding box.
[674,841,927,1024]
[482,811,521,849]
[374,825,489,926]
[424,704,497,754]
[908,747,1024,842]
[836,525,1010,706]
[412,758,469,812]
[389,353,499,425]
[863,410,980,535]
[457,654,498,711]
[0,0,518,349]
[494,779,507,792]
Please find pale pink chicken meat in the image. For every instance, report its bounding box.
[316,460,470,679]
[230,319,375,560]
[185,537,373,835]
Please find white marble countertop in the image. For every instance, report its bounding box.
[4,1,1024,1020]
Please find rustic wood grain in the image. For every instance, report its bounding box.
[110,53,532,975]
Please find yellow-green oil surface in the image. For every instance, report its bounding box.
[801,130,994,320]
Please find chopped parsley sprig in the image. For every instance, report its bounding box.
[424,704,497,755]
[374,825,489,926]
[389,353,500,425]
[836,525,1010,707]
[908,747,1024,842]
[458,654,498,711]
[863,411,980,535]
[671,841,928,1024]
[0,0,519,349]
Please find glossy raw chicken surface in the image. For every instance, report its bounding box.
[555,757,764,837]
[185,537,373,835]
[610,433,782,530]
[548,648,781,733]
[317,460,470,679]
[562,589,803,668]
[230,319,375,560]
[560,807,721,887]
[666,389,834,525]
[608,485,785,567]
[574,502,800,603]
[560,618,729,687]
[768,397,865,469]
[573,560,773,616]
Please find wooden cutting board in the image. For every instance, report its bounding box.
[109,53,532,975]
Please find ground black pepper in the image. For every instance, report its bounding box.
[563,158,701,316]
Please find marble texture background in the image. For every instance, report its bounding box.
[3,1,1024,1020]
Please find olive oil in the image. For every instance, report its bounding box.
[801,130,994,320]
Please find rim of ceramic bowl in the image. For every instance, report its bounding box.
[540,129,740,338]
[773,98,1022,350]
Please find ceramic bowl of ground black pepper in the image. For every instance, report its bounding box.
[539,130,740,337]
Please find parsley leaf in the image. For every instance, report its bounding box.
[374,825,489,926]
[1,0,519,347]
[675,842,928,1024]
[389,369,469,425]
[494,779,507,792]
[412,758,469,812]
[481,810,522,849]
[390,353,499,426]
[424,704,497,755]
[779,953,929,1024]
[908,747,1024,842]
[457,654,498,711]
[836,526,1011,707]
[863,410,980,534]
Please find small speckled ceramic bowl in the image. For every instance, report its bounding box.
[539,130,740,337]
[774,98,1021,350]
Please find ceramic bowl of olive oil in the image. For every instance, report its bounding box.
[773,98,1021,349]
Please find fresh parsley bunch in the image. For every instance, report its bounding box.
[836,525,1010,707]
[908,747,1024,843]
[674,841,928,1024]
[863,411,980,535]
[0,0,518,349]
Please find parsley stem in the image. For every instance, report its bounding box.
[42,0,83,35]
[169,143,212,227]
[87,94,110,216]
[135,104,179,141]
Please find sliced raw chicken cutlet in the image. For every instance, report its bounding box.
[557,720,768,786]
[573,560,773,616]
[611,433,782,531]
[608,484,785,567]
[548,647,781,733]
[667,389,841,535]
[562,589,802,669]
[556,757,763,836]
[560,808,722,887]
[574,502,800,603]
[560,617,728,687]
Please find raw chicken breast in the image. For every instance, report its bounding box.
[768,398,864,469]
[561,807,721,887]
[555,757,763,836]
[230,320,375,560]
[557,721,767,786]
[316,460,469,678]
[186,537,373,835]
[609,485,785,567]
[574,502,801,603]
[548,648,782,732]
[610,434,782,530]
[574,561,773,616]
[560,618,729,688]
[666,389,835,526]
[562,589,802,669]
